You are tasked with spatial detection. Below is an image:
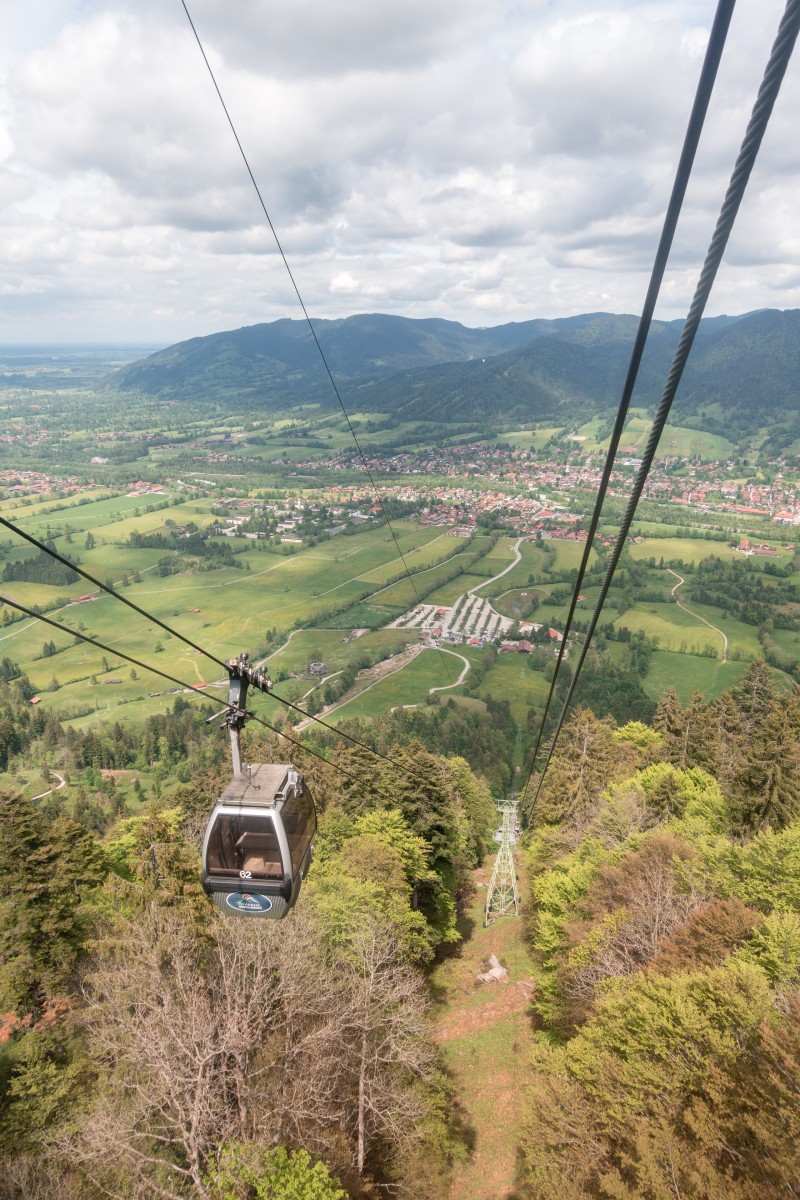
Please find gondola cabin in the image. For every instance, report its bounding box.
[201,763,316,919]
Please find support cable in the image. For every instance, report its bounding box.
[526,0,800,811]
[179,0,453,684]
[0,514,427,768]
[521,0,736,799]
[1,595,428,785]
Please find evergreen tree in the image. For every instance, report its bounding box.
[730,659,777,737]
[733,699,800,831]
[534,707,619,832]
[651,687,683,761]
[679,689,717,773]
[0,794,105,1015]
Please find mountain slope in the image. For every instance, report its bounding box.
[103,312,601,404]
[103,309,800,443]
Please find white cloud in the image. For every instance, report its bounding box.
[0,0,799,341]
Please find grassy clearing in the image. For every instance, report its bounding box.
[491,589,538,619]
[658,425,737,458]
[491,427,562,450]
[374,554,476,608]
[431,860,536,1200]
[770,627,800,659]
[424,575,490,606]
[642,650,751,704]
[614,603,725,655]
[627,538,747,566]
[473,542,545,596]
[683,600,762,659]
[327,648,458,721]
[476,655,549,725]
[573,411,735,459]
[546,539,594,571]
[353,531,457,585]
[264,628,411,677]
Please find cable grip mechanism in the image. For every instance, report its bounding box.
[222,652,273,777]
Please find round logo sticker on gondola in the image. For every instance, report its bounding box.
[225,892,273,914]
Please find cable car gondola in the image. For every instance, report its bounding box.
[201,655,317,919]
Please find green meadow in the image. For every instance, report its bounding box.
[0,478,794,735]
[628,538,754,566]
[328,648,458,721]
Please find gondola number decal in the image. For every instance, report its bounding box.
[239,870,252,879]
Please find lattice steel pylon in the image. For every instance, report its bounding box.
[484,799,520,926]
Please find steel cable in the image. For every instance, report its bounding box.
[179,0,453,685]
[520,0,736,800]
[526,0,800,812]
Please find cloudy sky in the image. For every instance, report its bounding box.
[1,0,798,343]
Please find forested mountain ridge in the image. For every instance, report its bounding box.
[102,309,800,446]
[103,311,601,404]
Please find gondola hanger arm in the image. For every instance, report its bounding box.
[224,652,274,777]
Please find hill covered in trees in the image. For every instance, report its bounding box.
[2,659,800,1197]
[102,309,800,449]
[519,662,800,1198]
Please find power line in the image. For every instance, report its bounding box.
[526,0,800,811]
[179,0,453,686]
[520,0,736,801]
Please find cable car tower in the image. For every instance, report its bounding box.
[484,799,520,926]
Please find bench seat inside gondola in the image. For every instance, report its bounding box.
[235,830,283,877]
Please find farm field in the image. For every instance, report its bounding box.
[353,531,466,585]
[493,426,562,450]
[374,553,480,608]
[627,537,746,566]
[0,514,471,721]
[574,410,736,460]
[328,648,459,721]
[425,574,496,606]
[1,454,796,741]
[542,539,598,571]
[642,650,753,704]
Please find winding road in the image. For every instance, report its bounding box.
[31,770,67,802]
[667,568,728,663]
[468,537,524,596]
[429,648,472,693]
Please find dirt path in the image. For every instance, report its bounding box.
[667,568,728,663]
[468,537,524,597]
[431,858,536,1200]
[31,770,66,802]
[429,648,471,693]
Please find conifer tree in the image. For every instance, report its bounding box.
[0,794,104,1015]
[651,687,684,762]
[733,700,800,831]
[535,707,619,832]
[730,658,777,736]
